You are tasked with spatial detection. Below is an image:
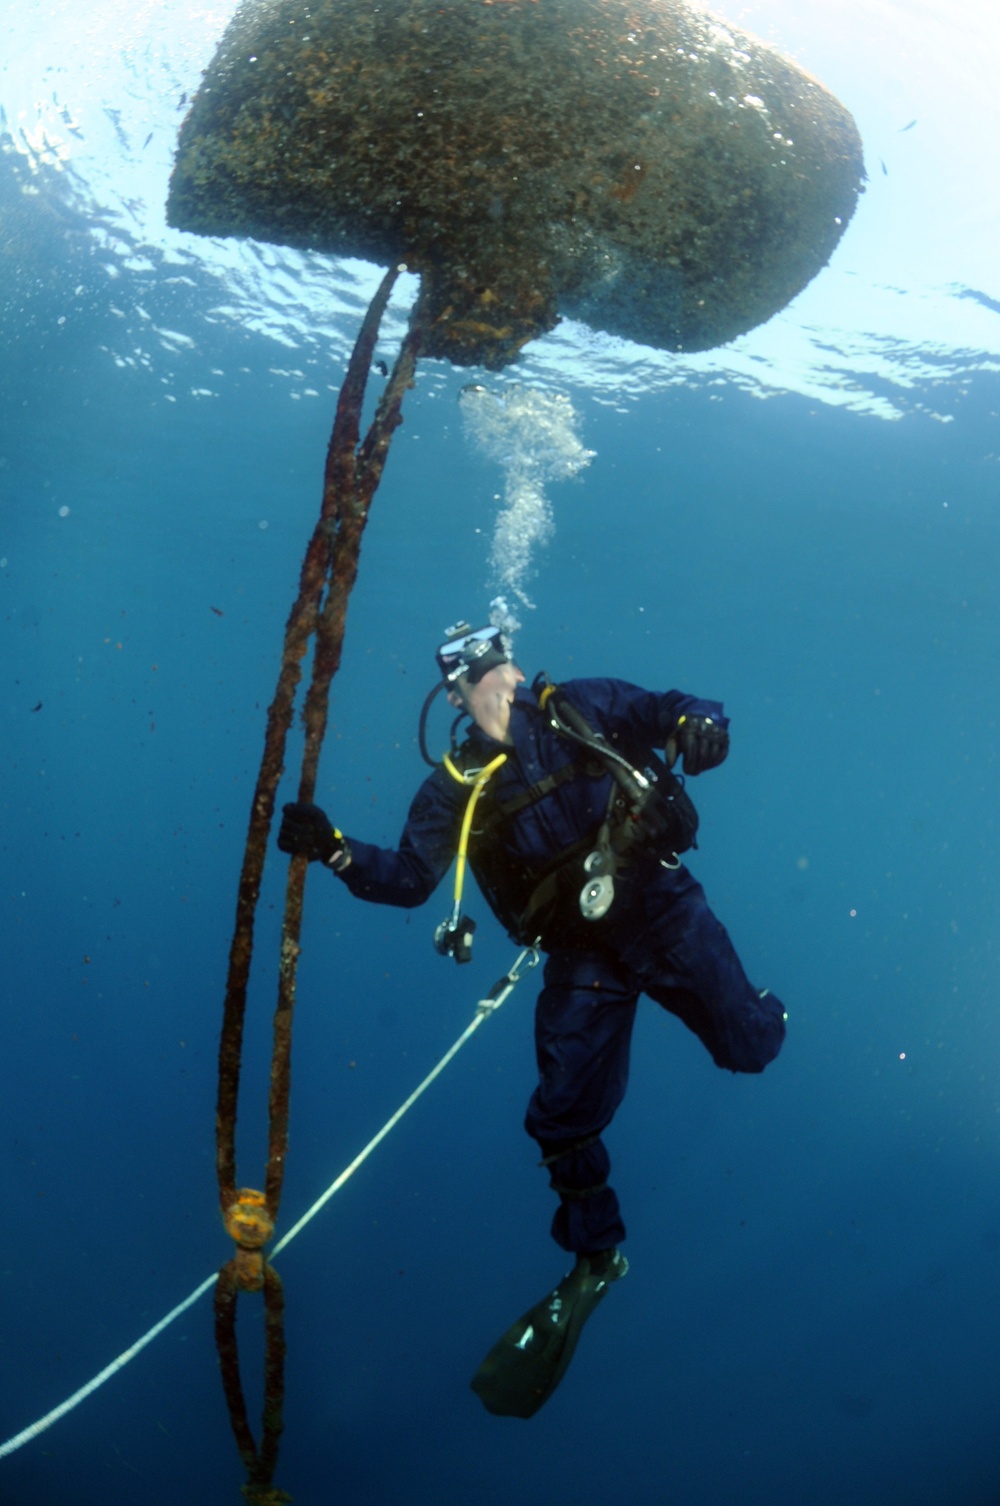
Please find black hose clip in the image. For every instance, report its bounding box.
[434,913,477,964]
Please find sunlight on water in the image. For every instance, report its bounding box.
[460,384,595,606]
[1,0,998,418]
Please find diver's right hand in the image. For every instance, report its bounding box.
[278,802,351,870]
[670,715,729,776]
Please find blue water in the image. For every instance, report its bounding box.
[3,38,1000,1506]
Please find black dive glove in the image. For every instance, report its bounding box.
[278,802,351,871]
[622,774,700,857]
[670,715,729,776]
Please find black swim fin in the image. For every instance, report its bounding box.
[471,1248,628,1419]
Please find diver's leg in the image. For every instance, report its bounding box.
[629,868,786,1073]
[524,947,640,1253]
[473,946,635,1417]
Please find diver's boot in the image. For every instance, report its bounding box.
[471,1248,628,1419]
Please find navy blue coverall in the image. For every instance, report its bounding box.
[337,678,786,1253]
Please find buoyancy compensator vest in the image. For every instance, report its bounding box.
[452,676,699,948]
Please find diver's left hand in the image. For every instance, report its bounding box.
[669,715,729,775]
[278,801,350,868]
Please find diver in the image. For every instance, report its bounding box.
[277,619,786,1417]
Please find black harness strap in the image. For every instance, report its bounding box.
[514,835,596,939]
[476,759,581,826]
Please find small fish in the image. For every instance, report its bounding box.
[143,132,153,148]
[880,159,888,175]
[210,605,224,616]
[103,105,129,150]
[30,701,43,712]
[900,119,917,132]
[374,359,388,376]
[59,105,85,140]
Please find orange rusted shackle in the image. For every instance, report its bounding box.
[223,1189,275,1290]
[224,1188,275,1249]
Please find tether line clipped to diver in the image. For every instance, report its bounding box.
[0,943,539,1463]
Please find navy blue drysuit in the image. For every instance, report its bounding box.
[337,678,786,1253]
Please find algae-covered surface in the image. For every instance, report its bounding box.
[168,0,864,365]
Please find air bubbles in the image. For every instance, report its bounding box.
[460,384,595,606]
[58,505,70,517]
[488,595,521,641]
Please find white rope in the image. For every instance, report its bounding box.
[0,946,539,1461]
[0,1274,219,1460]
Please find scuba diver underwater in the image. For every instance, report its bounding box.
[278,618,787,1418]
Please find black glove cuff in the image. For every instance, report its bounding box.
[325,832,351,872]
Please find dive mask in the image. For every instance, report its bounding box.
[436,621,512,685]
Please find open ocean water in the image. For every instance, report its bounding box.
[2,2,999,1503]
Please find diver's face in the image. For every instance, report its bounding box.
[449,662,525,743]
